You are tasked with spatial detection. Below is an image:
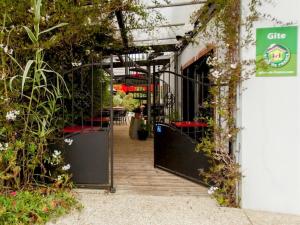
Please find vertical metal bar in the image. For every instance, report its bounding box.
[181,74,183,121]
[194,67,197,141]
[187,68,190,137]
[109,54,115,192]
[162,71,165,122]
[62,69,65,139]
[187,68,189,121]
[100,56,103,128]
[125,54,129,76]
[153,65,156,125]
[168,67,171,124]
[158,69,161,107]
[147,63,151,127]
[71,71,74,125]
[174,52,179,115]
[201,71,204,139]
[81,62,84,128]
[91,57,94,127]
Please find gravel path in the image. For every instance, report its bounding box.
[48,189,300,225]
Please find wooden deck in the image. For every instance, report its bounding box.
[113,125,208,196]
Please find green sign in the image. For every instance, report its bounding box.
[256,26,298,77]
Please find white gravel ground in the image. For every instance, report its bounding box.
[47,189,300,225]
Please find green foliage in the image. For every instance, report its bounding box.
[113,92,123,107]
[113,91,139,111]
[196,137,241,207]
[192,0,261,207]
[0,0,162,222]
[1,0,157,191]
[0,190,81,225]
[0,0,70,190]
[166,110,180,122]
[93,70,111,110]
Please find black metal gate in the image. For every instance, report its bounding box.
[153,53,212,185]
[61,55,115,191]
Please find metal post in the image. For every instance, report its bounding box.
[91,57,94,127]
[109,54,116,193]
[147,63,151,128]
[80,62,84,128]
[174,52,179,115]
[125,54,129,76]
[153,64,156,126]
[71,71,74,125]
[100,56,103,128]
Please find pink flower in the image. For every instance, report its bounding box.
[10,191,17,196]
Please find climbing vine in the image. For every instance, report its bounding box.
[192,0,264,207]
[0,0,158,192]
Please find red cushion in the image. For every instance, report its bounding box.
[63,126,100,133]
[172,121,208,128]
[85,117,110,122]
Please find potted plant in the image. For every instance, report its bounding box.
[137,120,149,140]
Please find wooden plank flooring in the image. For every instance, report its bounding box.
[113,125,208,196]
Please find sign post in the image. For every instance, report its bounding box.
[256,26,298,77]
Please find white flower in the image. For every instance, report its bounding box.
[0,143,8,151]
[228,134,232,138]
[206,56,218,67]
[208,186,219,195]
[45,15,50,22]
[62,164,71,171]
[85,49,91,55]
[64,138,73,146]
[3,46,8,53]
[0,44,4,48]
[10,25,15,29]
[57,175,62,181]
[6,110,20,121]
[6,111,16,121]
[28,7,34,13]
[8,49,13,55]
[53,150,61,158]
[87,17,92,25]
[71,62,82,67]
[211,70,222,79]
[230,63,237,69]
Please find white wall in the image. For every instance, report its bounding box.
[240,0,300,215]
[177,0,300,215]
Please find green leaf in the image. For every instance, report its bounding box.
[21,60,35,94]
[9,75,20,90]
[34,0,42,33]
[39,23,68,36]
[7,54,24,71]
[23,26,38,44]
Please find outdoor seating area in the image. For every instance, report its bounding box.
[1,0,300,224]
[112,107,128,125]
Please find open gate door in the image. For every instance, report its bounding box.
[153,54,212,185]
[61,56,115,192]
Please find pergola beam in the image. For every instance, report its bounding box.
[133,37,176,43]
[147,1,207,9]
[115,10,129,49]
[130,23,186,30]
